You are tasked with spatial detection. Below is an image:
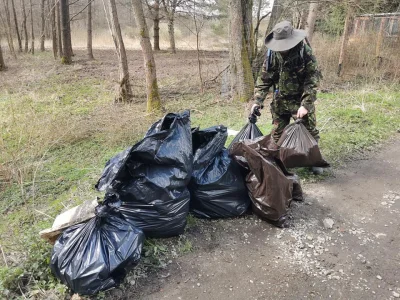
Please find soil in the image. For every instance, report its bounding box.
[117,136,400,300]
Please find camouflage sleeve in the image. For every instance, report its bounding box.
[301,44,320,112]
[254,55,279,106]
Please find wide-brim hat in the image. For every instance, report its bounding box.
[265,20,307,51]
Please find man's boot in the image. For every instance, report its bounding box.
[311,166,324,175]
[311,136,324,175]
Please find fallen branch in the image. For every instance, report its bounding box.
[204,65,229,84]
[0,244,8,267]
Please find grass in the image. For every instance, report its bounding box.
[1,51,400,298]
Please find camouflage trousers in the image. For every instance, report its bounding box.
[270,96,320,142]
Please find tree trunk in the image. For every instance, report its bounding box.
[242,0,253,63]
[29,0,34,54]
[40,0,46,51]
[337,4,354,77]
[87,0,94,59]
[153,0,160,51]
[11,0,22,52]
[266,0,283,33]
[60,0,72,64]
[4,0,17,58]
[0,44,6,71]
[167,17,176,53]
[305,2,319,43]
[46,0,51,39]
[21,0,28,52]
[254,0,262,58]
[252,0,283,80]
[192,0,203,93]
[105,0,133,102]
[56,1,63,57]
[131,0,161,111]
[51,0,57,58]
[229,0,254,102]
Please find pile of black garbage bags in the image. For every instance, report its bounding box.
[50,110,328,295]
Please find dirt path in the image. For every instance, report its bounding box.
[123,136,400,300]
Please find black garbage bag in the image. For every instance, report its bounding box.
[50,205,144,296]
[228,111,263,149]
[189,126,250,218]
[98,111,193,238]
[277,119,330,169]
[96,147,131,192]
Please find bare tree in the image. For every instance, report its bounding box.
[266,0,283,33]
[21,0,28,52]
[161,0,183,54]
[29,0,34,54]
[51,0,57,58]
[103,0,133,102]
[230,0,254,102]
[131,0,161,111]
[3,0,17,58]
[191,0,205,92]
[0,43,6,71]
[145,0,161,51]
[305,2,319,43]
[60,0,73,63]
[87,0,94,59]
[40,0,46,51]
[11,0,22,52]
[337,2,355,76]
[254,0,270,58]
[56,0,63,57]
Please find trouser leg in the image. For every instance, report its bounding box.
[271,113,291,142]
[301,109,320,141]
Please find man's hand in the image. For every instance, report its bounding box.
[297,106,308,119]
[251,103,261,115]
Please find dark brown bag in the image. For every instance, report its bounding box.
[277,120,330,169]
[230,138,293,226]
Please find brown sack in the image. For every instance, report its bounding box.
[277,120,330,169]
[230,138,293,226]
[243,135,304,202]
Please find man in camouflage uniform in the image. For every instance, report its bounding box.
[251,20,323,174]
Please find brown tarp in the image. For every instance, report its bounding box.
[230,136,294,225]
[277,120,330,169]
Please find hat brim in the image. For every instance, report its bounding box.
[265,29,307,51]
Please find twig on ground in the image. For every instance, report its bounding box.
[190,109,205,115]
[204,65,229,84]
[34,209,54,220]
[0,244,8,267]
[18,283,27,299]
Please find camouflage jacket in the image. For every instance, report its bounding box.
[254,42,320,112]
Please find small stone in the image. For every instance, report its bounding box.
[393,292,400,298]
[325,269,334,276]
[307,235,313,241]
[250,280,254,283]
[197,283,201,287]
[376,275,382,280]
[323,218,335,229]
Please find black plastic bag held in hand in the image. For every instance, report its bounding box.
[189,126,250,218]
[228,108,263,149]
[277,119,330,169]
[50,205,144,296]
[98,111,193,238]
